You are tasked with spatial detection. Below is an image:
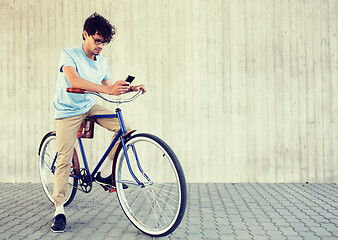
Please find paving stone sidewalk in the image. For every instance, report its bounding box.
[0,183,337,240]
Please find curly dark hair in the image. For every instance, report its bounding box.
[82,12,116,43]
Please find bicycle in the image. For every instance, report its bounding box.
[38,88,187,237]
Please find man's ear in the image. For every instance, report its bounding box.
[83,30,89,40]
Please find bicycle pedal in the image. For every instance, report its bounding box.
[100,184,116,193]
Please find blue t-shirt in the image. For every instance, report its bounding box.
[53,45,111,119]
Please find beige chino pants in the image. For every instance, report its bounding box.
[53,104,129,207]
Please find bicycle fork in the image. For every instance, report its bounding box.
[120,138,152,188]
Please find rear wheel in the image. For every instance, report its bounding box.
[114,133,187,237]
[39,132,78,206]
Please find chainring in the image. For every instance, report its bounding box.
[71,168,93,193]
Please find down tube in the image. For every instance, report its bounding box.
[91,129,122,180]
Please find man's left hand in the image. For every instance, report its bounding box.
[130,85,146,94]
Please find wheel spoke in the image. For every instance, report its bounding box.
[151,184,179,195]
[150,186,178,214]
[142,188,163,229]
[146,188,171,225]
[127,188,143,209]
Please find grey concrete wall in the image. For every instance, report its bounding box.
[0,0,337,183]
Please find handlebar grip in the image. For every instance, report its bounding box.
[67,88,85,94]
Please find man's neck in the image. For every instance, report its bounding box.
[82,44,96,61]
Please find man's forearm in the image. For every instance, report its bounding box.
[69,77,110,94]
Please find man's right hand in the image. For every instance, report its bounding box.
[105,80,131,95]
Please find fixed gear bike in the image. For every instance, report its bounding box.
[38,88,187,237]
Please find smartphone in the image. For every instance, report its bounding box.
[125,75,135,84]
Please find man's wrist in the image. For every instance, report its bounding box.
[101,85,110,94]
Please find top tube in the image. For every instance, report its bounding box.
[66,88,144,104]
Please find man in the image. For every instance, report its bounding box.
[51,12,146,232]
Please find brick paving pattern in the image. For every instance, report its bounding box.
[0,183,337,239]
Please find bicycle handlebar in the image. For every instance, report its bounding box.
[66,88,144,104]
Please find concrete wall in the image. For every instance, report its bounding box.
[0,0,337,183]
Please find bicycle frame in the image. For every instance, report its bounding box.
[73,105,144,186]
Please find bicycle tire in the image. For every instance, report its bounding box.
[38,132,78,206]
[113,133,187,237]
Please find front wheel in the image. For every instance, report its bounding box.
[114,133,187,237]
[38,132,78,206]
